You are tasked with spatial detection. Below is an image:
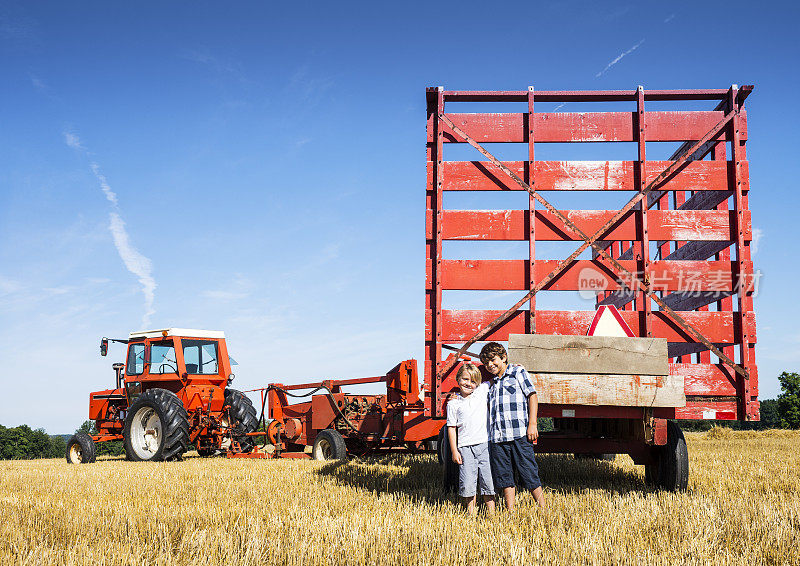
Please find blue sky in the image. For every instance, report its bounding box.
[1,1,798,432]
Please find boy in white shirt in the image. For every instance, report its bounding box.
[446,362,496,516]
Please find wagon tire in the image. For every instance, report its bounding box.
[656,420,689,491]
[644,461,659,486]
[123,388,189,462]
[312,429,347,461]
[437,426,459,494]
[224,389,258,452]
[66,432,96,464]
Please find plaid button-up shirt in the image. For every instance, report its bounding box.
[488,363,537,443]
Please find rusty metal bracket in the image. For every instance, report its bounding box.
[435,109,747,382]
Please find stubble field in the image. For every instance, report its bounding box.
[1,429,798,566]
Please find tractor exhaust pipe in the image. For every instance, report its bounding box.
[112,363,125,389]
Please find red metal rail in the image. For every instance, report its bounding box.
[425,86,758,422]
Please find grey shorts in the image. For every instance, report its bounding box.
[458,442,495,498]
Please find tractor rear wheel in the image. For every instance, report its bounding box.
[312,429,347,461]
[124,388,189,462]
[224,389,258,452]
[66,432,96,464]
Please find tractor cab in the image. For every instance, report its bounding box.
[122,329,233,386]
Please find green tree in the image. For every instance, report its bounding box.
[76,420,94,435]
[0,424,79,460]
[759,399,781,429]
[777,372,800,429]
[49,435,67,458]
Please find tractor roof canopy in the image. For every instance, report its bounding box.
[128,328,225,340]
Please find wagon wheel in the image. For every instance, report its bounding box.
[657,420,689,491]
[312,429,347,461]
[645,420,689,491]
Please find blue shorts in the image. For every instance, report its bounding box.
[458,442,495,497]
[489,436,542,491]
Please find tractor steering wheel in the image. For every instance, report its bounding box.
[159,362,178,375]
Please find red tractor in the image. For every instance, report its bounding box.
[66,328,258,463]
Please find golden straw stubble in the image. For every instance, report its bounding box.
[0,429,798,565]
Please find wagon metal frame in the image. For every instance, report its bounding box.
[425,85,758,426]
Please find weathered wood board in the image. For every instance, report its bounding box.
[508,334,685,408]
[509,334,669,375]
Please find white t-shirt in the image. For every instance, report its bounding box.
[445,382,489,448]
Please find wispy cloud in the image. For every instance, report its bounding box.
[0,275,23,295]
[180,48,249,84]
[664,13,675,23]
[89,162,119,206]
[64,131,157,327]
[202,274,253,302]
[108,213,156,324]
[602,5,633,21]
[287,64,335,106]
[595,39,645,77]
[202,290,249,301]
[0,11,40,49]
[29,73,47,92]
[64,131,84,150]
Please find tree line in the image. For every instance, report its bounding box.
[1,372,799,460]
[0,424,67,460]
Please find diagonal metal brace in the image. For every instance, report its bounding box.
[435,109,747,382]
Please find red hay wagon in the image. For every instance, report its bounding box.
[249,86,759,491]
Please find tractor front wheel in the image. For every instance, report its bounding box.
[124,388,189,462]
[66,432,96,464]
[224,389,258,452]
[312,429,347,461]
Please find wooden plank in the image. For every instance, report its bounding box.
[441,89,743,103]
[666,240,732,261]
[669,342,727,358]
[434,259,746,291]
[436,309,750,343]
[614,239,730,261]
[520,372,683,407]
[432,111,747,143]
[681,190,732,211]
[676,400,738,420]
[508,334,668,375]
[601,241,736,306]
[673,363,738,396]
[437,209,748,242]
[662,290,735,311]
[442,160,747,192]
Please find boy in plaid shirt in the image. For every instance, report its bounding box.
[480,342,545,510]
